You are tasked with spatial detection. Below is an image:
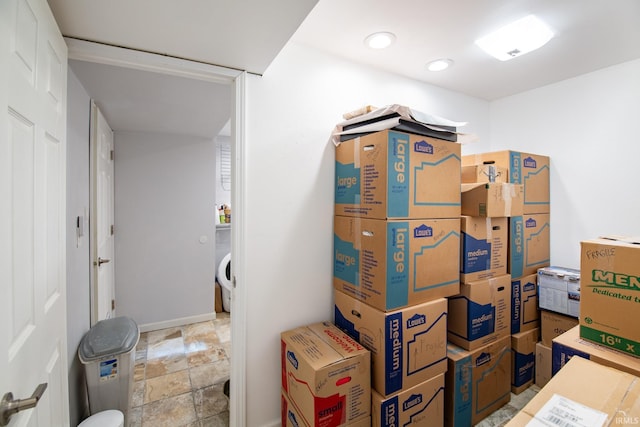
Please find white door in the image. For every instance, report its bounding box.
[0,0,70,425]
[90,102,115,323]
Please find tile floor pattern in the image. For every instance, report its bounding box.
[128,313,231,427]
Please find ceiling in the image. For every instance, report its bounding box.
[50,0,640,137]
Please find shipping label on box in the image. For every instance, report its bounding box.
[509,214,550,279]
[460,216,507,283]
[511,274,539,334]
[537,266,580,317]
[445,336,512,427]
[540,310,578,347]
[334,216,460,311]
[447,275,511,351]
[460,183,524,217]
[462,151,550,215]
[535,342,552,388]
[511,328,539,394]
[281,322,371,426]
[335,130,461,219]
[461,164,508,184]
[372,374,445,427]
[580,236,640,357]
[334,290,447,397]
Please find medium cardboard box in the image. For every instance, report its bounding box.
[511,328,539,394]
[460,183,524,217]
[461,164,508,184]
[281,322,371,426]
[510,274,539,334]
[462,151,550,215]
[447,275,511,351]
[535,342,552,388]
[540,310,578,347]
[334,290,447,397]
[508,214,550,279]
[537,266,580,317]
[334,216,460,311]
[580,236,640,357]
[335,130,461,219]
[505,357,640,427]
[551,325,640,377]
[281,390,371,427]
[460,216,507,283]
[372,374,445,427]
[445,336,511,427]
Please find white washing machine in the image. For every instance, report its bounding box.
[216,226,232,312]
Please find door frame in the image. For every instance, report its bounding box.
[66,38,248,427]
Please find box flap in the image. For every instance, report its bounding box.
[282,324,345,370]
[598,235,640,245]
[307,321,368,361]
[461,183,487,193]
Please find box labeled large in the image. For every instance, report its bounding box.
[372,374,445,427]
[510,274,539,334]
[537,266,580,317]
[334,290,447,396]
[335,130,461,219]
[462,151,550,214]
[460,216,507,283]
[580,236,640,357]
[509,214,550,278]
[281,390,371,427]
[461,183,523,217]
[334,216,460,311]
[540,310,578,347]
[511,328,539,394]
[445,336,511,427]
[281,322,371,427]
[447,275,511,351]
[461,164,508,184]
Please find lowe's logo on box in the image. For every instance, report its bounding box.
[525,218,537,228]
[406,314,426,329]
[414,224,433,238]
[523,156,537,168]
[288,410,300,427]
[475,352,491,367]
[403,393,423,411]
[523,281,536,292]
[287,351,299,370]
[414,140,434,154]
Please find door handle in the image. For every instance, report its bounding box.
[1,383,47,426]
[95,257,111,266]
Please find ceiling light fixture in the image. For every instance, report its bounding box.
[427,58,454,72]
[364,32,396,49]
[475,15,554,61]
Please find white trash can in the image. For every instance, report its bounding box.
[79,317,139,425]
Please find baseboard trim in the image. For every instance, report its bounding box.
[138,312,217,333]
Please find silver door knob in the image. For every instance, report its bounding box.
[1,383,47,426]
[95,257,111,266]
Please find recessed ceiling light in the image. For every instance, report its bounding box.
[364,32,396,49]
[475,15,554,61]
[427,59,454,72]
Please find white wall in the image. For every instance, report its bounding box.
[114,131,216,326]
[490,59,640,269]
[244,42,491,426]
[65,69,91,426]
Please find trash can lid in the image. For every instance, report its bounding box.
[79,317,139,362]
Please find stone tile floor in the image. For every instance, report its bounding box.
[476,385,541,427]
[128,312,231,427]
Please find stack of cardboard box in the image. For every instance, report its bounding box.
[333,129,462,427]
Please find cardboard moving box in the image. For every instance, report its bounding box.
[281,322,371,426]
[334,290,447,397]
[461,183,523,217]
[505,356,640,427]
[509,214,550,279]
[334,216,460,311]
[335,130,461,219]
[510,274,539,335]
[535,342,552,388]
[511,328,539,394]
[540,310,578,347]
[460,216,507,283]
[281,390,371,427]
[537,266,580,317]
[461,164,508,184]
[580,236,640,357]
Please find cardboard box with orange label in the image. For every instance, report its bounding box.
[281,390,371,427]
[460,216,507,283]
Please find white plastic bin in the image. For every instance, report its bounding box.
[79,317,139,424]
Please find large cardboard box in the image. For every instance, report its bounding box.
[537,266,580,317]
[447,275,511,351]
[334,216,460,311]
[540,310,578,347]
[460,216,507,283]
[461,164,508,184]
[335,130,461,219]
[535,342,552,388]
[372,374,445,427]
[334,290,447,397]
[508,214,550,279]
[511,328,539,394]
[281,322,371,426]
[445,336,511,427]
[510,274,539,334]
[281,390,371,427]
[552,325,640,377]
[580,236,640,357]
[462,151,550,215]
[460,183,524,217]
[505,357,640,427]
